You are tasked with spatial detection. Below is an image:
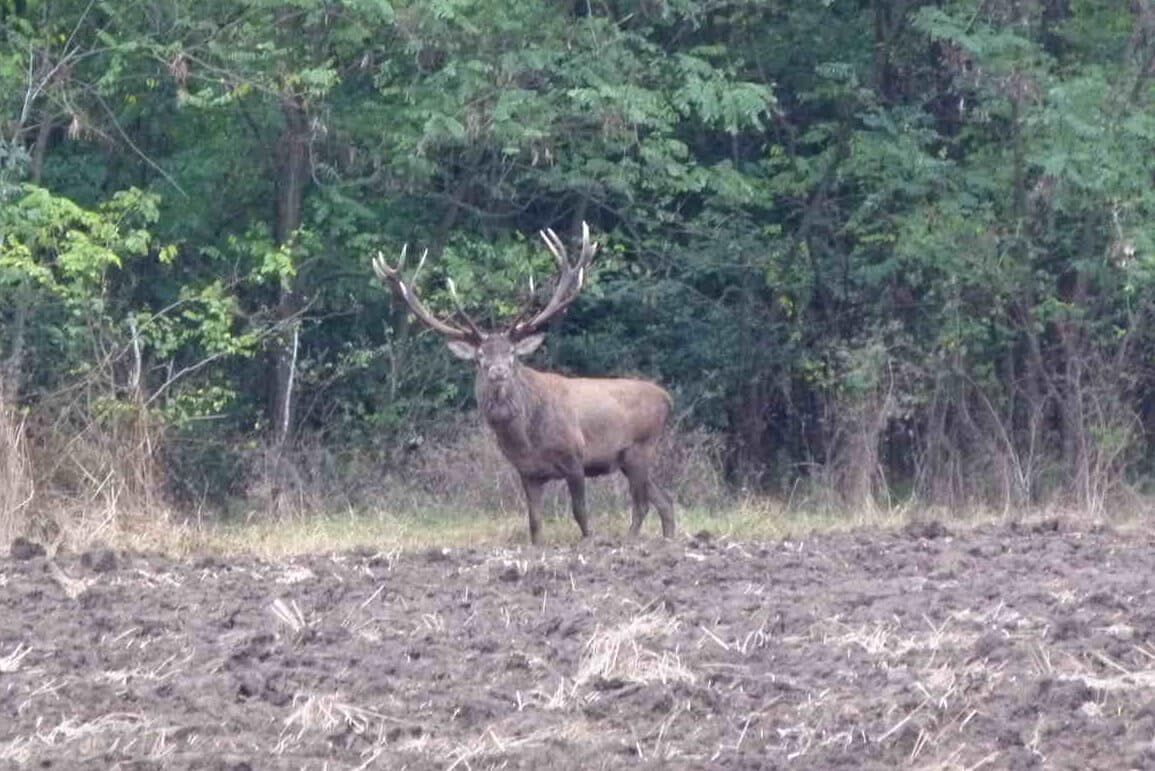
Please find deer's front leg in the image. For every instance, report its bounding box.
[521,476,546,545]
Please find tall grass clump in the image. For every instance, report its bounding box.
[0,384,32,550]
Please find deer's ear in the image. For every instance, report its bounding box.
[512,333,545,357]
[446,340,479,360]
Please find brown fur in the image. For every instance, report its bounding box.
[466,336,675,544]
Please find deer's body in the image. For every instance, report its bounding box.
[374,222,676,544]
[480,367,671,479]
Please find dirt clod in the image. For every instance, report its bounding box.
[424,547,451,563]
[904,519,950,539]
[9,537,44,560]
[80,547,118,572]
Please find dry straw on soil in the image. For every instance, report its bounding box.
[574,609,695,690]
[7,526,1155,767]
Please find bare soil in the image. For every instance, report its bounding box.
[3,520,1155,769]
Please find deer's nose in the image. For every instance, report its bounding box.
[487,363,511,381]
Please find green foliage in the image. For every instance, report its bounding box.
[5,0,1155,509]
[0,183,264,439]
[1,185,152,302]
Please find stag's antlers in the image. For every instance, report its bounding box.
[373,222,599,342]
[510,221,599,340]
[372,245,482,344]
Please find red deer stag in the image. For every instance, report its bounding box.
[372,223,675,545]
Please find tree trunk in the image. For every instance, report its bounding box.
[268,94,308,447]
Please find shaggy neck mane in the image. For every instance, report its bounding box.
[476,367,543,431]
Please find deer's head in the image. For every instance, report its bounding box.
[372,223,599,392]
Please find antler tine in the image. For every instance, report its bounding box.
[579,221,597,261]
[445,277,483,339]
[510,221,599,339]
[372,246,482,344]
[505,275,537,334]
[539,228,567,266]
[371,246,401,284]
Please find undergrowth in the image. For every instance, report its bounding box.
[0,410,1144,559]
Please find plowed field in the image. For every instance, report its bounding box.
[3,521,1154,769]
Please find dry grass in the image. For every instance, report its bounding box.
[194,418,945,558]
[0,386,195,555]
[268,597,314,636]
[0,374,1147,561]
[0,643,32,674]
[0,712,170,766]
[574,609,695,689]
[238,419,734,522]
[0,390,32,549]
[6,399,1153,559]
[197,494,901,558]
[18,484,1146,563]
[202,422,801,557]
[202,508,531,557]
[281,692,397,745]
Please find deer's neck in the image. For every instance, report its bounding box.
[476,367,544,445]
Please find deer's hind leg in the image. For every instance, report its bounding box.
[648,479,675,538]
[622,441,675,538]
[554,454,591,539]
[622,446,654,536]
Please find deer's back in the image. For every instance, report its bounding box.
[528,369,671,459]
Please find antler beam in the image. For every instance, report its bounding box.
[372,246,482,344]
[510,221,599,340]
